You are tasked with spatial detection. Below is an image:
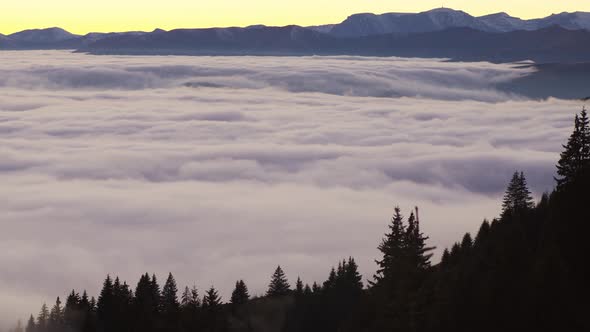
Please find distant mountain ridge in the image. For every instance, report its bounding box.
[324,8,590,36]
[2,8,590,63]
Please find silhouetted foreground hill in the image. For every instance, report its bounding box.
[9,109,590,332]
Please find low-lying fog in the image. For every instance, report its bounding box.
[0,51,582,327]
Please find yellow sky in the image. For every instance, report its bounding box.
[3,0,590,35]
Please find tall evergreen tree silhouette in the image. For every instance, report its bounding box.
[230,280,249,305]
[203,286,222,308]
[267,266,290,296]
[25,315,35,332]
[48,297,64,332]
[294,277,304,297]
[161,273,180,332]
[134,273,160,332]
[502,171,534,217]
[373,206,406,286]
[556,108,590,187]
[37,303,49,332]
[96,276,115,332]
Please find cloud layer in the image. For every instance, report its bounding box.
[0,51,580,327]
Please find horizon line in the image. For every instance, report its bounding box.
[1,7,585,36]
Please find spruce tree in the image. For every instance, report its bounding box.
[294,277,304,296]
[25,315,35,332]
[161,273,180,332]
[475,219,491,247]
[230,280,250,305]
[405,208,435,271]
[203,286,222,308]
[96,275,114,332]
[162,273,180,314]
[311,282,321,293]
[48,297,64,332]
[556,108,590,187]
[180,286,191,308]
[37,304,49,332]
[344,257,363,291]
[502,171,534,217]
[267,265,290,296]
[373,206,407,285]
[64,290,81,331]
[134,273,159,332]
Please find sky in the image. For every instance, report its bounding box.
[2,0,590,34]
[0,51,582,328]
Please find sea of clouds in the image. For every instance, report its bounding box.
[0,51,582,327]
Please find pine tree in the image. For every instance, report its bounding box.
[405,208,435,271]
[96,275,114,332]
[134,273,160,332]
[311,282,321,293]
[48,297,64,332]
[37,304,49,332]
[502,171,534,217]
[373,206,407,285]
[150,274,162,312]
[344,257,363,291]
[190,286,201,308]
[64,290,81,331]
[475,219,491,247]
[461,233,473,253]
[267,265,290,296]
[294,277,304,296]
[556,108,590,187]
[162,273,180,314]
[161,273,180,332]
[25,315,35,332]
[203,286,222,308]
[230,280,250,305]
[181,286,192,308]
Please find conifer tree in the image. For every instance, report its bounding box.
[96,275,115,332]
[190,286,201,308]
[134,273,159,332]
[344,257,363,291]
[230,280,250,305]
[373,206,406,285]
[161,273,180,332]
[48,297,64,332]
[440,248,451,269]
[311,282,321,293]
[162,273,180,314]
[405,208,435,271]
[181,286,192,308]
[502,171,534,217]
[37,304,49,332]
[203,286,222,308]
[267,265,290,296]
[64,290,81,331]
[475,219,491,247]
[295,277,304,296]
[25,316,35,332]
[556,108,590,187]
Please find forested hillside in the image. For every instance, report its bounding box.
[9,109,590,332]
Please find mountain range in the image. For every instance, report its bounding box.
[325,8,590,36]
[2,8,590,63]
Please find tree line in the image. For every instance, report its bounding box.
[9,108,590,332]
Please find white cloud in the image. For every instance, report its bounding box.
[0,50,581,328]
